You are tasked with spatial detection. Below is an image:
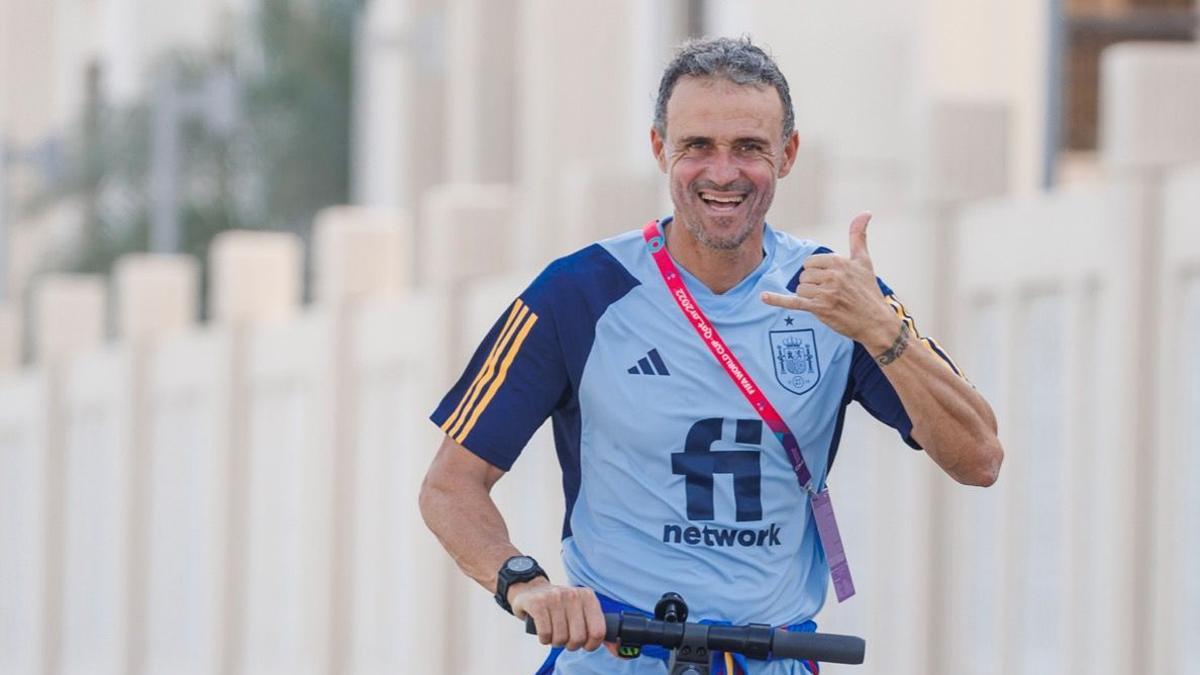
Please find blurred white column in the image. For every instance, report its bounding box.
[346,290,450,675]
[0,371,50,675]
[58,343,137,675]
[947,181,1153,675]
[913,100,1010,207]
[11,275,107,675]
[0,305,19,373]
[452,275,567,674]
[912,0,1050,195]
[141,327,237,675]
[352,0,446,213]
[208,230,302,325]
[1096,44,1200,670]
[238,309,338,675]
[558,163,661,252]
[107,254,200,675]
[312,203,412,674]
[1,0,58,143]
[910,98,1011,330]
[445,0,517,184]
[352,0,446,299]
[1149,163,1200,675]
[113,252,220,675]
[419,183,515,288]
[514,0,682,264]
[33,274,106,365]
[1100,43,1200,174]
[766,143,826,237]
[811,211,942,675]
[113,254,198,342]
[207,229,313,675]
[312,206,410,303]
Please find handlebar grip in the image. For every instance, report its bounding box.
[605,613,619,641]
[527,613,864,665]
[524,613,622,642]
[770,630,865,664]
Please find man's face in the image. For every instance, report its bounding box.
[651,76,799,251]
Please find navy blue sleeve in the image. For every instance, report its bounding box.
[851,279,967,449]
[849,342,923,449]
[430,244,641,471]
[430,275,570,471]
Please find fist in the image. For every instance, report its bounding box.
[510,580,608,652]
[761,212,899,349]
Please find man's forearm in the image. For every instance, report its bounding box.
[418,438,606,651]
[418,474,522,592]
[864,318,1003,486]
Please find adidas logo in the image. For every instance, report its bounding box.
[627,348,670,376]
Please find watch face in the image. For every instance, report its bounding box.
[507,557,535,573]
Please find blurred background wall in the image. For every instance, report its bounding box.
[0,0,1198,673]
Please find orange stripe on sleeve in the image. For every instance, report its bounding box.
[887,295,967,379]
[453,311,539,444]
[442,300,527,437]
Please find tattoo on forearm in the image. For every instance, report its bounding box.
[875,322,910,366]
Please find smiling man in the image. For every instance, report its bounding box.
[419,37,1003,675]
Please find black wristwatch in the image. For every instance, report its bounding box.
[494,555,549,614]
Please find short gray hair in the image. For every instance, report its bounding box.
[654,36,795,142]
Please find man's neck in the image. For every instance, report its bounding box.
[664,217,766,295]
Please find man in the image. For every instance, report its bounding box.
[419,37,1003,674]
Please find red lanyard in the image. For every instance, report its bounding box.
[643,219,856,602]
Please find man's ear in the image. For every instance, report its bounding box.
[776,131,800,179]
[650,126,668,173]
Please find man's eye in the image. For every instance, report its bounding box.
[737,143,764,153]
[686,141,709,149]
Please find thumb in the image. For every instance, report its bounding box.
[848,211,872,261]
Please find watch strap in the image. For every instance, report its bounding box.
[494,555,548,614]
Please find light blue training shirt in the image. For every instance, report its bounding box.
[430,218,961,673]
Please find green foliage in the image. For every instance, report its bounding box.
[27,0,363,282]
[239,0,361,235]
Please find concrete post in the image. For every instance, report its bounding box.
[1098,45,1200,666]
[312,206,409,305]
[1148,163,1200,675]
[513,0,681,266]
[0,304,18,373]
[914,100,1011,207]
[311,205,410,675]
[207,230,302,325]
[32,274,106,365]
[419,183,514,287]
[558,163,661,253]
[1101,43,1200,173]
[113,254,198,342]
[352,0,446,212]
[445,0,517,184]
[767,143,826,237]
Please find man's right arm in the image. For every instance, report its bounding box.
[418,434,607,651]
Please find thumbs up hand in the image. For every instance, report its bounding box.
[761,212,902,352]
[848,210,871,262]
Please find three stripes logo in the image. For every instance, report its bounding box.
[627,348,670,376]
[441,299,539,444]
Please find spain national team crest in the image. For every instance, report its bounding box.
[769,329,821,395]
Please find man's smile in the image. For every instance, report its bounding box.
[698,190,747,212]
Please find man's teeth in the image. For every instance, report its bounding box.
[700,194,744,203]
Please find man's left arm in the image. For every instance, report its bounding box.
[762,212,1004,487]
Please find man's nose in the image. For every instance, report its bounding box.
[704,148,740,185]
